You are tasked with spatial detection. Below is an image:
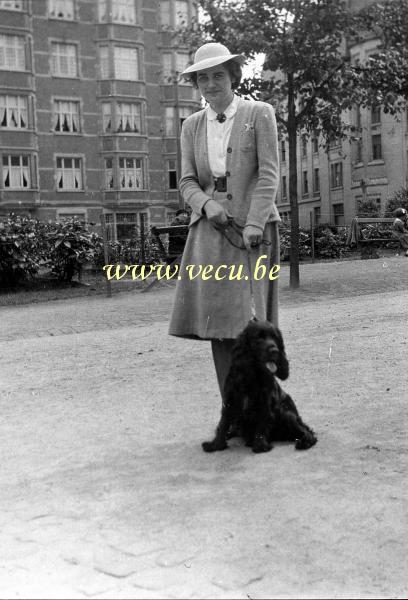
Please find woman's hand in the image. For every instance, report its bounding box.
[243,225,263,251]
[204,199,229,226]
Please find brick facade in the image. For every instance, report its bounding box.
[0,0,200,239]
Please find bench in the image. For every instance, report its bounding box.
[348,217,401,259]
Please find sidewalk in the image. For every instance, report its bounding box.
[1,257,408,599]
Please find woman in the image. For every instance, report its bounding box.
[169,42,280,402]
[392,207,408,256]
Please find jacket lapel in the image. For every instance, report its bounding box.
[226,98,251,168]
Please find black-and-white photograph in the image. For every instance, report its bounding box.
[0,0,407,598]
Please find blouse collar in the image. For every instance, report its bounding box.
[207,94,239,121]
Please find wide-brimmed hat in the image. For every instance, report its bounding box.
[180,42,246,78]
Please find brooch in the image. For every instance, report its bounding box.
[244,122,254,131]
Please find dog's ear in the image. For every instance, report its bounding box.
[274,326,290,381]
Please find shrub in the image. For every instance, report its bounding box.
[279,223,312,260]
[0,214,47,286]
[313,224,350,259]
[46,219,102,282]
[357,198,381,217]
[384,186,408,216]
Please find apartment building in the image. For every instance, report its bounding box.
[277,0,408,228]
[0,0,200,239]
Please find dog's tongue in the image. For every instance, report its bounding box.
[266,362,277,374]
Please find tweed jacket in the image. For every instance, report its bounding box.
[179,96,280,231]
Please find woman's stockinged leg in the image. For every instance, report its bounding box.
[211,338,236,403]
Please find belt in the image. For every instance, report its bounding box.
[213,176,227,192]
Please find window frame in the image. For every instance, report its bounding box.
[2,153,31,189]
[51,41,78,78]
[166,158,178,190]
[0,0,23,10]
[55,155,84,191]
[53,99,81,134]
[0,94,28,129]
[48,0,75,21]
[113,45,139,81]
[0,34,26,72]
[371,133,382,161]
[118,156,144,190]
[313,167,320,194]
[330,162,343,189]
[98,0,137,24]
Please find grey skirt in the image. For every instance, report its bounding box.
[168,217,278,340]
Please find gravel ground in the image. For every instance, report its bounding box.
[0,257,407,599]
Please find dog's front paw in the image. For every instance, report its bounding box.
[202,439,228,453]
[295,433,317,450]
[252,435,273,453]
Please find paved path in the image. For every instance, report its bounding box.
[1,257,408,599]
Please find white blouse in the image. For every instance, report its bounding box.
[206,95,239,178]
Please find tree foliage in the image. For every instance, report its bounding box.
[384,186,408,217]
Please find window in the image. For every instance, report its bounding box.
[301,137,307,158]
[356,106,361,129]
[371,105,381,125]
[313,167,320,194]
[112,0,136,24]
[175,0,188,26]
[104,158,114,188]
[313,206,320,226]
[329,135,340,149]
[99,46,109,78]
[179,106,192,128]
[372,134,382,160]
[280,140,286,163]
[160,0,171,26]
[302,170,308,195]
[119,157,143,189]
[114,46,138,80]
[2,155,30,188]
[356,138,363,163]
[176,52,189,76]
[53,100,80,132]
[162,53,172,83]
[0,34,25,71]
[102,102,111,132]
[164,106,192,135]
[51,42,78,77]
[98,0,136,24]
[312,135,319,154]
[116,212,138,240]
[117,102,141,133]
[0,1,23,9]
[0,95,27,128]
[333,203,344,226]
[330,162,343,188]
[56,157,83,190]
[114,212,149,241]
[102,101,142,133]
[165,107,175,135]
[49,0,74,20]
[281,175,287,200]
[167,159,178,189]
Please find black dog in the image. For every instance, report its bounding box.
[202,320,317,453]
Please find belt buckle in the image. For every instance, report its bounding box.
[214,176,227,192]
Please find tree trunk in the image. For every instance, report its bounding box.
[287,73,300,289]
